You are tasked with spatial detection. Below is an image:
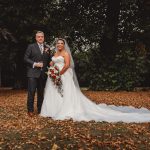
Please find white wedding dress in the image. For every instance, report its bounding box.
[40,56,150,122]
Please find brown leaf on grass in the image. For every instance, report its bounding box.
[0,89,150,149]
[51,143,59,150]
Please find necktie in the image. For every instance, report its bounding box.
[39,44,44,54]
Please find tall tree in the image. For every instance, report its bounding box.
[101,0,121,57]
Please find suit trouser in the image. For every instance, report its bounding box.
[27,75,46,113]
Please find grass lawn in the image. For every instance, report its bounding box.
[0,89,150,149]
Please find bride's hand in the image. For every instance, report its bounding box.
[49,61,54,66]
[59,71,63,75]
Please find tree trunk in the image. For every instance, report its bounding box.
[101,0,121,58]
[0,65,1,87]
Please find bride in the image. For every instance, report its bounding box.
[40,38,150,122]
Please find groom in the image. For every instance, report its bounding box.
[24,31,51,117]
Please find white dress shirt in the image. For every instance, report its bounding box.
[33,43,44,68]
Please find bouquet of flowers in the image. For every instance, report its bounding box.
[46,65,63,97]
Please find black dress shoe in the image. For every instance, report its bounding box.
[28,112,34,117]
[37,111,41,114]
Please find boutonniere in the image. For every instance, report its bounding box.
[44,42,55,55]
[44,47,49,53]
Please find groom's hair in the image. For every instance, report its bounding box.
[36,31,44,36]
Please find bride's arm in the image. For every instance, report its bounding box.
[60,53,70,75]
[49,53,56,66]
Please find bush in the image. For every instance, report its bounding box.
[81,47,149,91]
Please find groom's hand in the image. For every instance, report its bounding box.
[34,62,43,68]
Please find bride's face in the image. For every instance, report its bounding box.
[56,40,65,51]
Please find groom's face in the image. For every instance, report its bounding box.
[36,33,44,44]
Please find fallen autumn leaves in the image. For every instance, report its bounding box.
[0,89,150,149]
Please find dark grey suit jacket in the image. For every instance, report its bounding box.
[24,43,51,78]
